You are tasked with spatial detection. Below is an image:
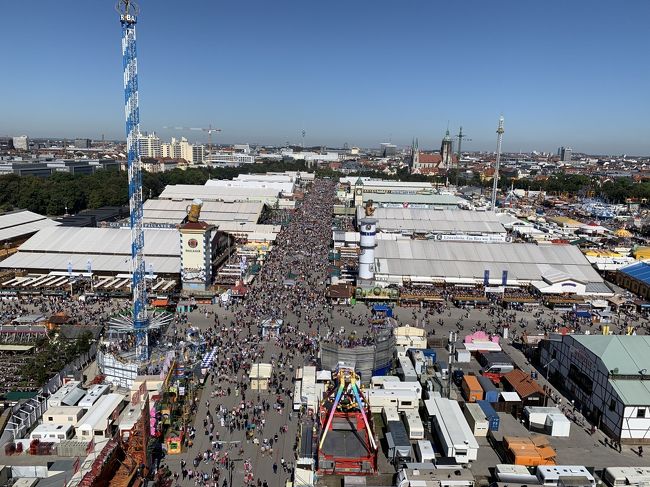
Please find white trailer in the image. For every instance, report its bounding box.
[424,397,479,463]
[292,380,302,411]
[48,381,84,408]
[371,375,401,388]
[402,411,425,440]
[78,384,110,409]
[367,389,419,414]
[414,439,436,463]
[463,403,488,437]
[382,380,423,398]
[397,356,419,382]
[603,467,650,487]
[382,406,401,424]
[537,466,595,487]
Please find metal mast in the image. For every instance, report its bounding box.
[454,126,471,187]
[491,116,505,210]
[118,0,148,361]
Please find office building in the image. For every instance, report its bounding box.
[162,137,193,163]
[207,152,254,165]
[380,143,397,157]
[74,138,91,149]
[0,137,13,151]
[234,144,251,154]
[192,145,205,164]
[558,146,572,163]
[138,132,162,158]
[12,136,29,151]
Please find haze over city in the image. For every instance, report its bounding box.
[2,0,650,154]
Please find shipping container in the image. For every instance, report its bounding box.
[477,375,499,403]
[436,361,449,380]
[463,403,488,437]
[461,375,483,403]
[476,400,500,431]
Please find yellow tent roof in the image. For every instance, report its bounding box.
[614,229,633,238]
[634,247,650,259]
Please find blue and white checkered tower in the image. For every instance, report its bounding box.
[118,0,148,361]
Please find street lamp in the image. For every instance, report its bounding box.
[543,358,555,378]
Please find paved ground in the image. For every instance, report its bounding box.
[158,297,648,486]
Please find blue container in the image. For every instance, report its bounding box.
[477,375,499,403]
[372,365,391,377]
[421,349,437,362]
[477,400,500,431]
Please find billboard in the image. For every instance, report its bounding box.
[181,232,206,283]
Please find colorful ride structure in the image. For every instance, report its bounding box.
[317,365,378,475]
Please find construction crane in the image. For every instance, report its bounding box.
[116,0,148,361]
[454,126,472,187]
[491,116,505,211]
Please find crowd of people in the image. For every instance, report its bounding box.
[164,179,339,486]
[2,177,650,486]
[0,294,125,325]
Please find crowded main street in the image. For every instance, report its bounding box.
[160,178,337,487]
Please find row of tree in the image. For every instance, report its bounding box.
[1,160,647,216]
[0,159,308,216]
[317,166,649,204]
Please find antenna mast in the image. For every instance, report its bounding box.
[454,126,471,187]
[491,116,505,210]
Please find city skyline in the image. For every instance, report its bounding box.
[2,0,649,154]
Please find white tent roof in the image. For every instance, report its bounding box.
[370,208,505,234]
[374,240,603,284]
[1,226,180,274]
[0,210,60,242]
[158,185,280,202]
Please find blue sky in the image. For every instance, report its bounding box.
[1,0,649,155]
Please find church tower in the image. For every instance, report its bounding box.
[441,129,453,171]
[410,138,419,172]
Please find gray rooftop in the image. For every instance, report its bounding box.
[374,240,603,284]
[364,192,462,205]
[0,209,60,243]
[1,226,180,274]
[143,199,263,225]
[370,208,505,234]
[158,184,280,202]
